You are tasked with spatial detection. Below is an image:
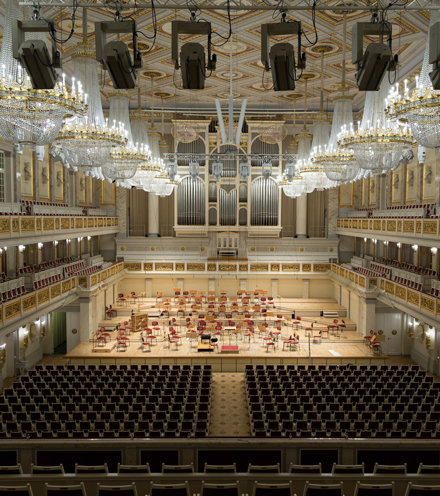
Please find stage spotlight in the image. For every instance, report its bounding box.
[171,21,216,90]
[95,20,142,89]
[12,19,61,89]
[261,21,305,92]
[352,21,397,91]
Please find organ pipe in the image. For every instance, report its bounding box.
[250,177,278,226]
[177,176,205,225]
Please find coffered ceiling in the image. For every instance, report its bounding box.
[1,1,432,118]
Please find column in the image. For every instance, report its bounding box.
[177,278,184,293]
[239,279,247,292]
[302,279,309,299]
[13,147,21,203]
[148,193,159,237]
[79,298,94,342]
[49,156,56,202]
[296,195,307,238]
[32,151,40,202]
[208,278,215,294]
[327,188,339,238]
[431,248,439,272]
[413,245,419,266]
[358,298,376,337]
[271,279,278,299]
[145,278,153,298]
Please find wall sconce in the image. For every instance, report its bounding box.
[364,238,367,242]
[38,243,43,249]
[397,243,401,248]
[426,334,431,349]
[372,239,377,245]
[412,245,418,251]
[87,236,91,241]
[18,245,25,252]
[66,239,71,244]
[40,325,46,339]
[0,345,5,368]
[383,241,388,246]
[431,247,437,254]
[54,240,58,246]
[23,332,29,348]
[78,237,83,242]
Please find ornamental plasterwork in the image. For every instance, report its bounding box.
[282,264,300,272]
[155,263,173,271]
[239,264,248,272]
[0,219,9,233]
[403,220,414,233]
[313,264,330,272]
[421,295,435,313]
[423,221,438,235]
[187,263,205,271]
[5,301,20,320]
[176,263,185,271]
[385,282,395,295]
[208,264,216,271]
[51,285,61,298]
[38,289,50,304]
[219,264,236,272]
[22,294,36,313]
[302,264,312,272]
[407,290,420,306]
[250,264,268,272]
[144,263,153,271]
[124,263,142,271]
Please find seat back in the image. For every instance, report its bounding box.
[0,486,32,496]
[31,464,64,475]
[74,463,109,474]
[252,483,293,496]
[248,464,280,473]
[117,464,150,474]
[46,484,86,496]
[204,463,236,473]
[0,465,23,475]
[289,464,321,474]
[304,483,343,496]
[97,484,137,496]
[354,482,394,496]
[373,463,407,474]
[150,483,190,496]
[161,464,194,474]
[332,463,364,474]
[201,483,240,496]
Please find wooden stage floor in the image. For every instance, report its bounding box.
[65,340,387,371]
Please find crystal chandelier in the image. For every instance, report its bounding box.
[56,42,125,176]
[386,10,440,149]
[0,0,85,149]
[339,77,413,175]
[312,14,359,183]
[148,171,180,197]
[102,91,150,181]
[279,173,310,198]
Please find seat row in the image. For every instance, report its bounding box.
[33,274,63,291]
[393,277,423,292]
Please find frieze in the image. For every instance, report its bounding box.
[271,264,280,271]
[75,218,83,229]
[403,220,414,233]
[144,263,153,271]
[421,295,435,314]
[395,285,406,300]
[250,264,268,272]
[5,300,20,320]
[359,276,366,288]
[78,277,87,285]
[124,263,142,271]
[61,218,70,229]
[349,272,355,282]
[155,263,173,271]
[55,218,59,229]
[107,218,112,226]
[0,219,10,234]
[385,282,395,295]
[416,221,422,234]
[71,219,74,229]
[43,219,54,230]
[22,294,36,313]
[407,289,420,306]
[239,264,248,272]
[12,219,19,232]
[187,263,205,271]
[362,220,369,230]
[373,220,381,231]
[282,264,300,272]
[38,289,49,304]
[91,276,97,286]
[50,284,61,299]
[115,218,119,226]
[62,280,71,293]
[219,264,236,272]
[176,263,185,271]
[398,220,402,231]
[208,264,216,271]
[313,264,330,272]
[21,218,34,232]
[387,220,396,231]
[423,220,437,235]
[88,219,94,228]
[369,278,377,287]
[36,218,41,230]
[380,280,385,289]
[302,264,311,272]
[352,220,358,229]
[98,219,104,227]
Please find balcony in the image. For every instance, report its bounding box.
[330,264,439,325]
[336,218,440,246]
[0,215,119,245]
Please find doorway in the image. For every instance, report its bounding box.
[52,312,67,355]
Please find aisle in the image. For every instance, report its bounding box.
[208,373,251,437]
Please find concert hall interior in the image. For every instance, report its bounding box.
[1,0,440,493]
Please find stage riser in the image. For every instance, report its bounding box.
[68,356,387,371]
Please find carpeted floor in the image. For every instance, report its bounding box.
[209,373,251,437]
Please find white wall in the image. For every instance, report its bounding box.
[309,279,333,298]
[66,311,81,353]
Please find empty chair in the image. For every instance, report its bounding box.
[0,465,23,475]
[75,464,109,474]
[45,484,86,496]
[149,483,190,496]
[303,482,344,496]
[0,486,33,496]
[354,482,394,496]
[252,482,294,496]
[404,484,440,496]
[201,483,240,496]
[97,484,137,496]
[117,464,150,474]
[161,464,194,474]
[204,463,236,473]
[373,463,407,474]
[417,464,440,474]
[31,464,64,475]
[247,463,280,473]
[332,463,364,474]
[289,464,321,474]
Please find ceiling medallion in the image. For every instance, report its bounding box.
[310,45,334,54]
[142,71,163,79]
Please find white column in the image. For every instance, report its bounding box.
[177,278,184,293]
[271,279,278,299]
[358,298,376,337]
[296,195,308,238]
[148,193,159,237]
[145,278,153,298]
[79,298,94,342]
[239,279,247,292]
[208,278,216,293]
[432,248,439,273]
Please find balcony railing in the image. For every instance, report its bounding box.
[336,218,440,242]
[0,216,119,239]
[330,264,439,321]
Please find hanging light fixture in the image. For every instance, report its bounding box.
[386,11,440,149]
[56,40,125,176]
[102,90,150,181]
[339,77,413,175]
[0,1,85,149]
[313,14,359,183]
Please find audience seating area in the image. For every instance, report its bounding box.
[0,365,212,439]
[0,277,27,303]
[245,364,438,438]
[64,261,86,278]
[347,204,438,220]
[75,266,102,278]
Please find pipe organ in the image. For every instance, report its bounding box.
[177,176,206,225]
[250,177,279,226]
